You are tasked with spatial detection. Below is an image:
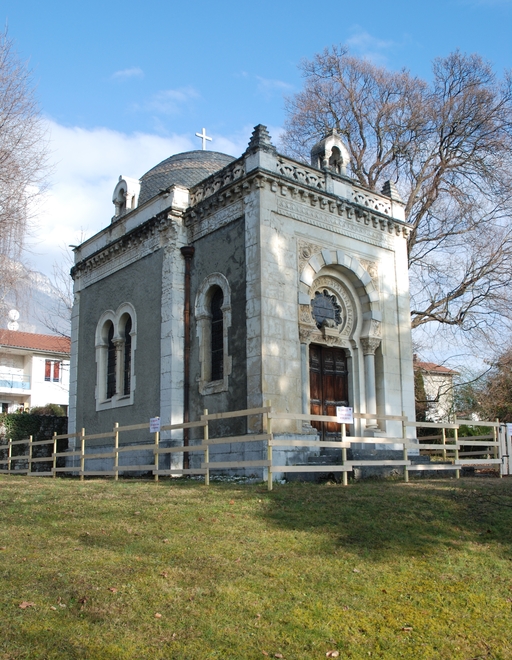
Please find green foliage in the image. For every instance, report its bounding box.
[0,414,68,469]
[414,369,428,422]
[1,412,67,443]
[0,478,512,659]
[475,349,512,423]
[30,403,66,417]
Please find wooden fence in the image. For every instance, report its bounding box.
[0,406,505,489]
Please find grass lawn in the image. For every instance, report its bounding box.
[0,476,511,659]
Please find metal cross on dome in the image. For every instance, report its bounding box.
[195,127,212,150]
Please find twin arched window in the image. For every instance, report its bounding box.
[95,305,136,410]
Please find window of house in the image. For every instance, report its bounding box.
[95,304,137,411]
[45,360,62,382]
[195,273,232,395]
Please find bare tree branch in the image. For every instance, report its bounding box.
[0,28,49,317]
[282,46,512,343]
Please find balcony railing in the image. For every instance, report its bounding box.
[0,373,30,390]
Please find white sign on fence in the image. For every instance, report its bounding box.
[149,417,161,433]
[336,406,353,424]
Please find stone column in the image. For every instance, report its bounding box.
[299,327,314,432]
[113,338,125,397]
[361,337,381,429]
[300,343,309,415]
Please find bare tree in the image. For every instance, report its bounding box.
[283,46,512,345]
[0,28,48,317]
[39,251,73,337]
[473,349,512,422]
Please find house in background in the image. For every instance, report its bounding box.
[0,330,70,414]
[414,357,458,422]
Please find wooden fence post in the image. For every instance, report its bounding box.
[80,428,85,481]
[204,409,209,486]
[266,400,273,491]
[52,432,57,478]
[341,423,348,486]
[114,422,119,482]
[7,438,12,475]
[28,435,33,475]
[454,426,460,479]
[494,418,502,478]
[442,427,447,462]
[402,412,409,483]
[154,428,159,482]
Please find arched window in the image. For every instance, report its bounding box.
[123,316,132,395]
[106,322,116,399]
[210,288,224,381]
[95,304,137,411]
[195,273,232,395]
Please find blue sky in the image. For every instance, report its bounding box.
[3,0,512,294]
[6,0,512,139]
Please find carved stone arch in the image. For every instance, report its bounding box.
[298,248,381,329]
[195,272,232,321]
[95,310,116,347]
[116,302,137,339]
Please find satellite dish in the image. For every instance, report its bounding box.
[8,309,19,321]
[7,321,19,331]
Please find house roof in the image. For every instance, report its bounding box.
[0,330,71,355]
[414,360,458,375]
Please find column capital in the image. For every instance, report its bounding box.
[299,326,314,345]
[361,336,381,356]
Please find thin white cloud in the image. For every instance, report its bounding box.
[135,86,200,115]
[256,76,294,100]
[28,121,195,276]
[346,27,396,65]
[26,120,269,278]
[112,67,144,80]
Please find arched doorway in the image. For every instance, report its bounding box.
[309,344,349,439]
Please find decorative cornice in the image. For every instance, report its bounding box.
[71,211,175,280]
[187,168,410,240]
[189,158,245,207]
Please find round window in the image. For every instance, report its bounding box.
[311,290,342,329]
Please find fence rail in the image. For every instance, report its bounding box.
[0,407,508,489]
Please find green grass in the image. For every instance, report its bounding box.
[1,476,512,659]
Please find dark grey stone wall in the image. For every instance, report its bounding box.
[188,217,249,467]
[75,250,163,446]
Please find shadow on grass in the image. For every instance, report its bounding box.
[257,478,512,560]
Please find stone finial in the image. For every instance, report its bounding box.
[245,124,277,154]
[381,180,403,203]
[112,175,141,220]
[310,129,350,176]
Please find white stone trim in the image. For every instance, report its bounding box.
[112,176,140,218]
[195,273,232,395]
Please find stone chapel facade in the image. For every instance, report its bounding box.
[69,125,416,473]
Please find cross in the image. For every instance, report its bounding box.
[195,127,212,150]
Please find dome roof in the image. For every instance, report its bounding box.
[138,150,236,205]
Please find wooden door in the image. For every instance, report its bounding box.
[309,345,348,439]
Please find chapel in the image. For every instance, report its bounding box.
[69,125,416,475]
